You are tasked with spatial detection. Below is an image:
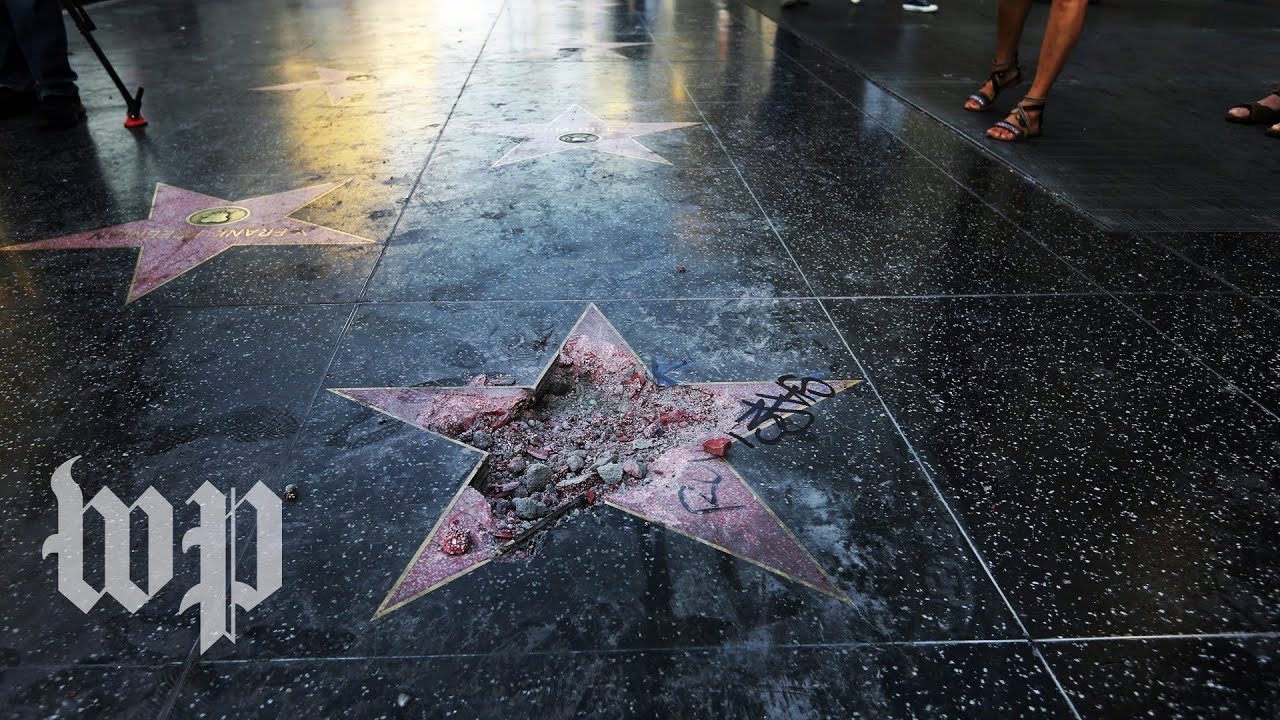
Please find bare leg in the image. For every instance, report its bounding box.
[964,0,1034,111]
[994,0,1034,65]
[989,0,1089,139]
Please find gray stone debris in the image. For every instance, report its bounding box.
[513,497,548,520]
[524,463,552,490]
[596,462,625,484]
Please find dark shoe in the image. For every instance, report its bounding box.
[964,58,1022,112]
[1226,89,1280,125]
[39,94,87,130]
[0,87,38,119]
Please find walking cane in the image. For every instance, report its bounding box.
[59,0,146,128]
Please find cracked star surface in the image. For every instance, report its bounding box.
[479,105,700,167]
[1,183,372,302]
[331,305,859,617]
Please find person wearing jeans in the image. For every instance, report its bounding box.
[0,0,85,129]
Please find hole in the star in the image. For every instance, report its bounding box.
[558,132,600,144]
[345,74,374,82]
[185,206,251,226]
[429,339,749,560]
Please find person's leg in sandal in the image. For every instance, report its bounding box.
[965,0,1032,111]
[1226,88,1280,125]
[988,0,1088,141]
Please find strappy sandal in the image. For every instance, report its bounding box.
[964,58,1022,112]
[1226,88,1280,125]
[988,96,1045,142]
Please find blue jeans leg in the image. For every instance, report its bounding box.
[1,0,77,98]
[0,6,34,92]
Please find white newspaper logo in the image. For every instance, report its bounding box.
[41,456,283,653]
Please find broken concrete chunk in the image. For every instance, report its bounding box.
[513,497,548,519]
[622,460,647,479]
[441,521,470,556]
[556,474,593,491]
[703,437,731,457]
[596,462,625,484]
[524,463,553,490]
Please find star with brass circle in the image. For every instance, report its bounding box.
[1,183,374,303]
[478,105,700,167]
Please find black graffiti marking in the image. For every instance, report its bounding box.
[677,470,745,515]
[732,374,832,448]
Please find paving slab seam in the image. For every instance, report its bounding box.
[353,7,508,304]
[641,11,1083,720]
[16,631,1280,674]
[1139,233,1280,319]
[872,167,1280,424]
[75,289,1244,313]
[1036,631,1280,644]
[155,509,272,720]
[647,0,1037,644]
[156,3,502,716]
[194,640,1037,666]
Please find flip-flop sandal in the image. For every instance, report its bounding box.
[965,59,1022,112]
[1226,90,1280,125]
[988,97,1045,142]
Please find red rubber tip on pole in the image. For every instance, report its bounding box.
[124,115,147,129]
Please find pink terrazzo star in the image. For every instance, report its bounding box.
[478,105,700,167]
[1,182,373,303]
[331,305,860,618]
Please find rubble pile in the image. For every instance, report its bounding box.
[443,333,740,553]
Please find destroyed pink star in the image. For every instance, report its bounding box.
[1,183,373,303]
[331,305,861,618]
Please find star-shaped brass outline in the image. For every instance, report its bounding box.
[1,181,373,303]
[331,305,860,618]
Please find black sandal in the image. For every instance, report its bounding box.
[1267,123,1280,139]
[988,96,1045,142]
[965,58,1022,112]
[1226,88,1280,125]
